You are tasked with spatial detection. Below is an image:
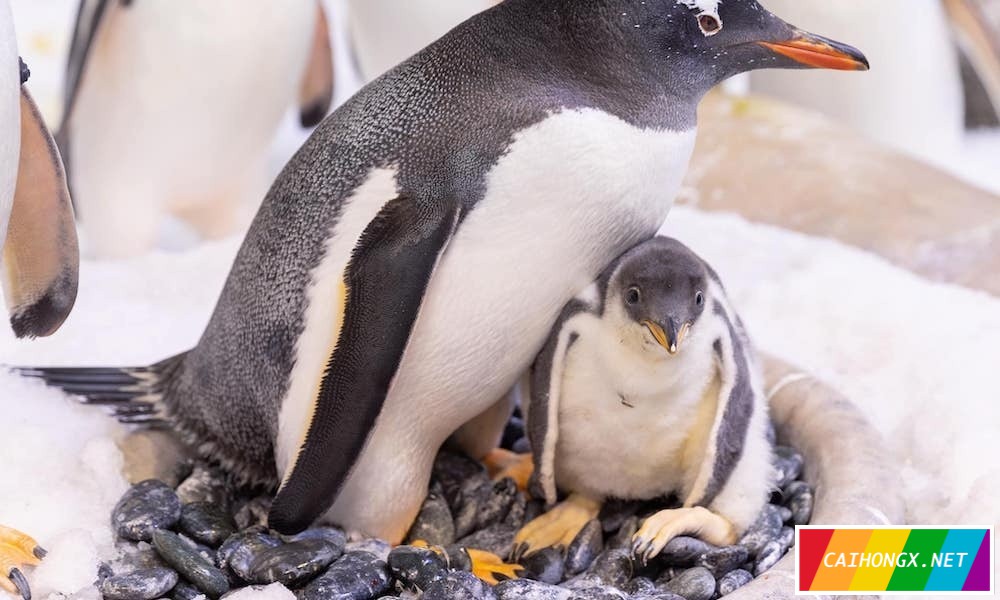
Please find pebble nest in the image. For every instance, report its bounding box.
[99,415,813,599]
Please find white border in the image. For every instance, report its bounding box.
[794,526,995,596]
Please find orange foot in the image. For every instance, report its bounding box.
[0,525,45,600]
[411,540,523,585]
[482,448,534,493]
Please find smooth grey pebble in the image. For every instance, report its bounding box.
[231,497,271,531]
[754,540,784,576]
[217,529,280,576]
[169,580,204,600]
[718,568,753,595]
[387,545,447,591]
[152,530,230,598]
[624,576,657,595]
[522,546,565,585]
[453,478,493,539]
[784,481,814,526]
[503,493,527,529]
[112,480,182,542]
[457,523,517,559]
[698,545,749,577]
[564,520,603,575]
[606,516,638,551]
[298,551,391,600]
[406,486,455,546]
[345,538,392,562]
[738,504,783,555]
[476,478,519,530]
[422,570,498,600]
[585,549,633,588]
[247,538,342,587]
[99,567,178,600]
[658,536,716,567]
[495,578,574,600]
[773,446,804,488]
[658,566,716,600]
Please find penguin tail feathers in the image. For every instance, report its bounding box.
[13,353,187,427]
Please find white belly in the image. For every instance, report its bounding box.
[277,108,696,540]
[556,319,718,501]
[70,0,315,206]
[0,0,20,247]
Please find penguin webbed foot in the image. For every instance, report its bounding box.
[631,506,736,565]
[0,525,46,600]
[467,549,523,585]
[482,448,533,492]
[512,493,601,561]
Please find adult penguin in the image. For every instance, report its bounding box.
[26,0,868,547]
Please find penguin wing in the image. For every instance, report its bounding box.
[268,195,459,534]
[2,87,79,338]
[944,0,1000,124]
[527,298,594,507]
[299,1,334,128]
[684,296,758,509]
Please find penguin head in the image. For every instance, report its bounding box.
[540,0,868,101]
[608,237,709,357]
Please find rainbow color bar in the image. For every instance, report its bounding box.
[796,527,994,595]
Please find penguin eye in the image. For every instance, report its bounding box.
[697,13,722,36]
[695,291,705,306]
[626,287,641,305]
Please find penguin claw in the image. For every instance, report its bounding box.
[512,494,600,560]
[0,525,46,600]
[630,507,737,563]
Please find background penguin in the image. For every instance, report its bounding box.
[1,2,79,597]
[24,0,866,560]
[512,237,771,564]
[57,0,334,258]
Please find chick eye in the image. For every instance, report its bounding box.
[695,291,705,306]
[626,287,641,305]
[697,13,722,36]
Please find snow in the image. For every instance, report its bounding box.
[1,1,999,599]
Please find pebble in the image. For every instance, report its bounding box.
[495,579,574,600]
[282,526,347,549]
[423,570,498,600]
[718,568,753,595]
[456,523,516,558]
[522,547,565,585]
[179,502,236,547]
[738,504,783,555]
[624,577,657,595]
[658,536,716,567]
[387,545,447,591]
[606,516,638,551]
[152,530,230,598]
[631,594,685,600]
[247,538,342,587]
[584,549,633,588]
[442,544,473,572]
[598,500,641,534]
[565,584,628,599]
[112,480,182,542]
[784,481,814,525]
[345,538,392,562]
[698,545,749,577]
[298,551,391,600]
[779,526,795,549]
[564,520,604,575]
[503,493,527,529]
[453,478,494,539]
[432,452,488,509]
[218,529,281,579]
[658,566,716,600]
[406,486,455,546]
[176,465,230,508]
[773,446,804,488]
[99,567,178,600]
[754,540,785,576]
[523,499,545,525]
[232,497,271,531]
[169,580,204,600]
[476,478,519,530]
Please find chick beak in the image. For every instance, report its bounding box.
[644,320,687,355]
[759,30,870,72]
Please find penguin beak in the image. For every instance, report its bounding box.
[758,30,869,72]
[644,320,689,355]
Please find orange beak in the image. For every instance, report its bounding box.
[760,32,869,72]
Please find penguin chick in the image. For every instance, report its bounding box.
[515,237,771,564]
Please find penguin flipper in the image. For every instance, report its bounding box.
[526,298,594,507]
[944,0,1000,125]
[299,1,334,128]
[2,88,79,338]
[269,196,459,535]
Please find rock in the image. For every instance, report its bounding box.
[564,584,628,599]
[231,497,271,531]
[776,506,793,523]
[624,576,657,595]
[564,520,603,576]
[606,516,638,551]
[500,415,526,451]
[298,551,391,600]
[585,549,632,588]
[179,502,236,548]
[457,523,516,559]
[738,505,783,555]
[658,566,716,600]
[422,570,498,600]
[718,568,753,595]
[503,493,527,529]
[218,529,281,579]
[631,594,685,600]
[754,539,786,576]
[772,446,804,488]
[521,547,565,585]
[598,500,641,534]
[453,478,494,539]
[99,567,178,600]
[344,538,391,562]
[114,543,169,572]
[495,579,574,600]
[523,500,545,525]
[247,538,342,587]
[176,465,230,508]
[477,478,519,530]
[512,438,531,454]
[657,536,716,567]
[169,580,204,600]
[112,480,183,542]
[432,452,488,508]
[442,545,473,572]
[779,526,795,548]
[282,526,347,549]
[406,486,455,546]
[784,481,814,525]
[698,545,749,577]
[152,530,230,598]
[387,545,447,591]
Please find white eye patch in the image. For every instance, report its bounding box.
[676,0,724,36]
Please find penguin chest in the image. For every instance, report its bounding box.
[0,2,18,244]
